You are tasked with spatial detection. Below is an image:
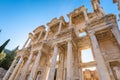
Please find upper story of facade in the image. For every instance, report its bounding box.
[16,0,118,58]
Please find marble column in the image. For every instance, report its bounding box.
[14,60,24,80]
[83,10,89,24]
[69,16,73,29]
[41,56,51,80]
[57,20,62,34]
[111,25,120,47]
[47,44,58,80]
[38,31,43,41]
[96,1,105,15]
[78,50,83,80]
[19,52,33,80]
[29,51,42,80]
[118,0,120,10]
[56,53,64,80]
[22,37,29,48]
[89,31,111,80]
[3,58,17,80]
[67,40,73,80]
[44,28,50,40]
[9,57,23,80]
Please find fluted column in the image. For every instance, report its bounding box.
[9,57,23,80]
[57,20,62,34]
[111,25,120,47]
[89,31,111,80]
[3,58,17,80]
[44,28,50,40]
[67,40,73,80]
[47,44,58,80]
[19,52,33,80]
[29,51,42,80]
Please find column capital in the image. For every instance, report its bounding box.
[67,39,72,43]
[52,43,58,48]
[88,30,95,35]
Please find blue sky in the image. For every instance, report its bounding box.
[0,0,119,50]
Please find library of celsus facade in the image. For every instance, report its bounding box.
[3,0,120,80]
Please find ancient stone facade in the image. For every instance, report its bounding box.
[113,0,120,10]
[3,0,120,80]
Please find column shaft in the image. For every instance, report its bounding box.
[14,61,24,80]
[44,28,50,40]
[57,20,62,34]
[29,51,42,80]
[47,44,58,80]
[89,32,111,80]
[67,40,73,80]
[111,26,120,47]
[83,10,89,24]
[22,37,29,48]
[38,31,43,41]
[19,52,33,80]
[69,16,73,29]
[56,53,63,80]
[3,58,17,80]
[9,57,23,80]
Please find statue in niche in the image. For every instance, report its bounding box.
[36,71,41,80]
[113,66,120,80]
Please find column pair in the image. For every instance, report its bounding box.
[29,51,42,80]
[9,57,23,80]
[3,58,18,80]
[89,31,111,80]
[47,43,59,80]
[19,52,33,80]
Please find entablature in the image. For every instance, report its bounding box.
[33,25,45,35]
[67,6,87,18]
[87,14,116,29]
[77,35,91,50]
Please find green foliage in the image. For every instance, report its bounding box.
[0,50,6,64]
[0,46,18,70]
[0,39,10,53]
